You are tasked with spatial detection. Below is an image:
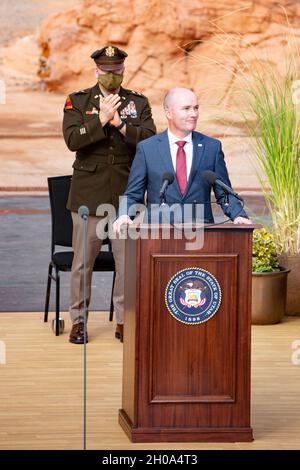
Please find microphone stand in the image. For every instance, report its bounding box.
[216,191,230,207]
[78,205,89,451]
[159,174,174,207]
[223,192,229,206]
[192,200,196,222]
[83,213,88,451]
[159,192,166,206]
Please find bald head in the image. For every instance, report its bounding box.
[163,87,199,137]
[164,87,197,109]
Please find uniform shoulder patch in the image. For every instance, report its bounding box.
[64,95,73,110]
[129,89,146,98]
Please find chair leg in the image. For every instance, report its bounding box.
[44,263,53,322]
[109,271,116,322]
[55,268,61,336]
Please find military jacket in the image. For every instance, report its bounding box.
[63,83,156,214]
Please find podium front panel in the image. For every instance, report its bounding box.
[120,226,254,442]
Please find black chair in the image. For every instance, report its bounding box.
[44,175,116,335]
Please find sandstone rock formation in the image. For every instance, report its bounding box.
[34,0,300,105]
[1,0,299,190]
[2,0,300,107]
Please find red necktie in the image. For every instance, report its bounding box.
[176,140,187,195]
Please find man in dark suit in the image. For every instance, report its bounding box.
[63,46,156,344]
[114,87,250,233]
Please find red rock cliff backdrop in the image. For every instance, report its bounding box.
[0,0,299,188]
[35,0,300,104]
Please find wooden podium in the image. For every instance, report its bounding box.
[119,224,254,442]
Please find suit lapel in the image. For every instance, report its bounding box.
[183,131,205,198]
[157,131,182,197]
[157,130,206,199]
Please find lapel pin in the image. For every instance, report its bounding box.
[198,143,203,147]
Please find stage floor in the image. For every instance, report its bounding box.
[0,312,299,450]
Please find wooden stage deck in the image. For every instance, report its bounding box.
[0,312,300,450]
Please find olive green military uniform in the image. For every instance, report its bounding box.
[63,83,156,214]
[63,82,156,326]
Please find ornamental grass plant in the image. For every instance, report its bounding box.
[187,10,300,255]
[245,57,300,256]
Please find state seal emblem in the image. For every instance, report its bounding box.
[165,267,222,325]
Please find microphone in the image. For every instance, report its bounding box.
[159,172,174,198]
[78,205,89,220]
[202,170,243,202]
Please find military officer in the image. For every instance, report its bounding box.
[63,45,156,344]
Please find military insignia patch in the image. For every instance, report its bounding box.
[120,100,137,119]
[64,95,73,110]
[165,267,222,325]
[131,90,143,96]
[85,107,99,115]
[105,46,115,57]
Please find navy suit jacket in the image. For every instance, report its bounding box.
[119,130,247,223]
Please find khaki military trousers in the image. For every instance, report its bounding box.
[69,212,125,325]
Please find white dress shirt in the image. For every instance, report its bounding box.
[167,129,193,180]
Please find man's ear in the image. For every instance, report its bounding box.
[164,106,172,120]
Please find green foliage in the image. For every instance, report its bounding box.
[252,228,280,273]
[245,59,300,256]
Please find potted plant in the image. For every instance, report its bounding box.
[252,228,290,324]
[243,48,300,315]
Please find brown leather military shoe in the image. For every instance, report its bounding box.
[69,322,88,344]
[115,323,124,342]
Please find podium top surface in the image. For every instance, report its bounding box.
[126,223,260,232]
